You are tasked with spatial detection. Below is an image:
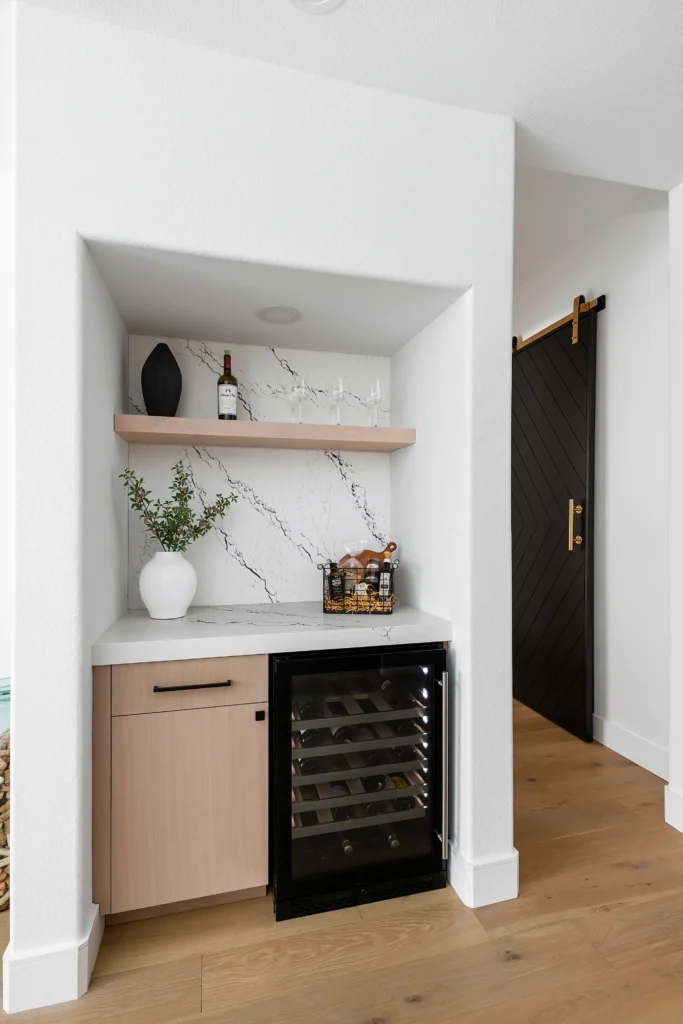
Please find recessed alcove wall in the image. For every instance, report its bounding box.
[126,335,394,607]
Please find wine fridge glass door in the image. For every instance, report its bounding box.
[283,653,442,887]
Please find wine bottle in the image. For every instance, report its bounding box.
[299,701,325,720]
[330,781,354,822]
[365,801,387,817]
[339,834,354,856]
[299,757,323,776]
[393,718,418,737]
[384,828,401,850]
[360,772,386,793]
[389,773,415,811]
[299,729,324,748]
[331,724,355,743]
[393,745,417,764]
[360,743,387,791]
[380,679,416,711]
[217,349,238,420]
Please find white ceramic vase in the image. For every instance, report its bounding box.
[139,551,197,619]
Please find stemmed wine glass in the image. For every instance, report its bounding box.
[289,377,311,424]
[367,380,382,427]
[328,378,345,426]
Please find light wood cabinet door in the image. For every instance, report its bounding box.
[111,703,268,914]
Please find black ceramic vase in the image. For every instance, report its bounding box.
[141,343,182,417]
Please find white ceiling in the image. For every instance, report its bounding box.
[27,0,683,191]
[89,242,460,355]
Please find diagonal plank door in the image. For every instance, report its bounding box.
[512,309,598,741]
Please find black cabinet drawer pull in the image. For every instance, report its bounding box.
[152,680,232,693]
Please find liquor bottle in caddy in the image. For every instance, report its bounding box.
[217,349,238,420]
[327,563,344,601]
[365,558,380,591]
[378,553,393,602]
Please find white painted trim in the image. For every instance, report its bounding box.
[448,847,519,909]
[3,903,103,1014]
[665,786,683,833]
[593,715,668,781]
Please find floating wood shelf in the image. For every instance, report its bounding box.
[114,415,416,453]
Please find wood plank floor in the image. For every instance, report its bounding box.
[3,700,682,1022]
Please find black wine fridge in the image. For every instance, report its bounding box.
[271,643,449,920]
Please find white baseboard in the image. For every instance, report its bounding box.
[3,903,103,1014]
[448,847,519,909]
[592,715,668,780]
[665,786,683,833]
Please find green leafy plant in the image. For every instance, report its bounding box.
[120,460,237,553]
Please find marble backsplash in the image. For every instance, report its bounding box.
[127,337,392,608]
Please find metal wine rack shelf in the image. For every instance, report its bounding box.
[290,756,427,787]
[291,770,427,813]
[292,804,427,839]
[290,730,425,760]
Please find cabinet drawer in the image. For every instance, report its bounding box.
[112,655,267,715]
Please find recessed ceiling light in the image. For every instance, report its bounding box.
[255,305,303,325]
[289,0,346,14]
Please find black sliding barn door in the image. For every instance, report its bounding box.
[511,304,600,741]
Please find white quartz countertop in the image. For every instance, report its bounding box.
[92,601,452,666]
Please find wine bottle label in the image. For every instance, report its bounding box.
[218,383,238,417]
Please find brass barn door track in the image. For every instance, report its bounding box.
[512,294,606,355]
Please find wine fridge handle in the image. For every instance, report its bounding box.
[437,670,449,861]
[152,680,232,693]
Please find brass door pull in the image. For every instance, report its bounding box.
[568,499,584,551]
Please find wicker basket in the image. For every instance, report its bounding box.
[319,561,398,614]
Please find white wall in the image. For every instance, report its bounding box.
[666,183,683,831]
[0,1,14,682]
[7,3,515,1010]
[128,336,391,606]
[514,166,669,778]
[79,244,128,964]
[82,247,129,653]
[393,293,517,906]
